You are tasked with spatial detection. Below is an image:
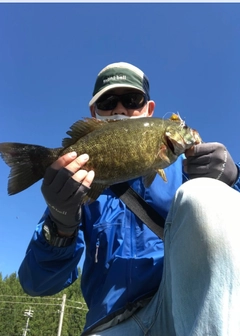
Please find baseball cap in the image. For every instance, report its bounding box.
[89,62,150,106]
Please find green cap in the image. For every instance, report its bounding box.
[89,62,150,106]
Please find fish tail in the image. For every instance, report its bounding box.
[0,142,62,195]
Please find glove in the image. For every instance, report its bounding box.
[184,142,238,186]
[41,166,90,235]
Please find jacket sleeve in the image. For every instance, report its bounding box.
[232,162,240,192]
[18,216,85,297]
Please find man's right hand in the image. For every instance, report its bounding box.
[41,152,95,235]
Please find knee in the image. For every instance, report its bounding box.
[165,178,240,274]
[178,177,228,200]
[175,177,230,214]
[166,178,235,248]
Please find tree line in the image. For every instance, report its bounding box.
[0,269,87,336]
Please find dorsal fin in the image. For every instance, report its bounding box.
[62,117,107,148]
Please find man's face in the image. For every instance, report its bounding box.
[90,88,155,119]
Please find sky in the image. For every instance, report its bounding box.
[0,2,240,278]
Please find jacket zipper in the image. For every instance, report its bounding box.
[95,238,100,263]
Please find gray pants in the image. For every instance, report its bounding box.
[89,178,240,336]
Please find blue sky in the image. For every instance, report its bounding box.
[0,3,240,278]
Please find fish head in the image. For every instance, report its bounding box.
[164,123,202,157]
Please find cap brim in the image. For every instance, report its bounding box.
[89,84,145,106]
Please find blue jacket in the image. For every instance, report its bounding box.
[18,157,240,334]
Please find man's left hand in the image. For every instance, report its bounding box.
[184,142,238,186]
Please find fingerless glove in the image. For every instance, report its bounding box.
[41,167,90,234]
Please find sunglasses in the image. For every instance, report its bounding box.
[95,92,147,111]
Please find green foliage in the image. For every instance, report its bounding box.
[0,269,87,336]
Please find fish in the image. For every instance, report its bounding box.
[0,114,202,202]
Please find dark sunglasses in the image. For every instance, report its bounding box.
[95,92,148,111]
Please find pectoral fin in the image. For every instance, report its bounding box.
[143,170,157,188]
[156,168,167,182]
[158,144,171,164]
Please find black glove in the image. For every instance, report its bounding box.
[184,142,238,186]
[41,166,90,234]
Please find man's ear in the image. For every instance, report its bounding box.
[90,105,96,118]
[147,100,155,117]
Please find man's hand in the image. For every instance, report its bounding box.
[41,152,95,235]
[184,142,238,186]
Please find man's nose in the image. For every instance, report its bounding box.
[112,102,128,115]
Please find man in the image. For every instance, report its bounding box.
[19,62,240,336]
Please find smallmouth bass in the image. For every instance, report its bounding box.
[0,114,202,202]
